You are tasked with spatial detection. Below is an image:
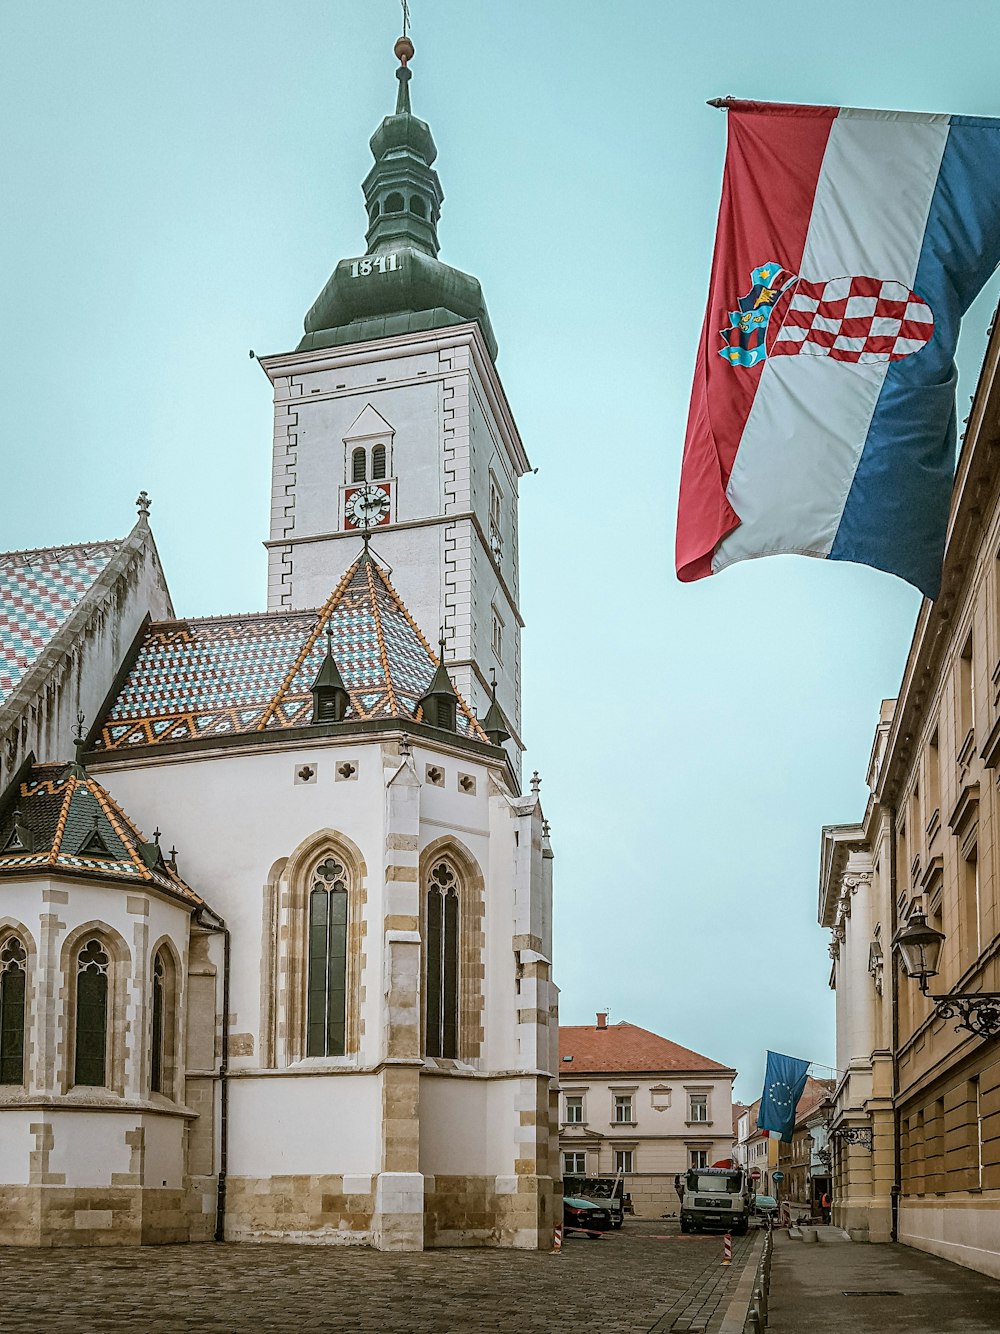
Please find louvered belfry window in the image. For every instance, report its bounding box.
[425,861,459,1058]
[372,444,387,479]
[75,938,110,1087]
[352,448,367,483]
[307,857,349,1057]
[0,936,27,1085]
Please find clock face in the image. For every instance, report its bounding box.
[344,483,391,529]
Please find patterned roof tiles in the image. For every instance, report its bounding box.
[95,554,488,752]
[0,761,202,905]
[0,542,121,705]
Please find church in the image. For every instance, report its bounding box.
[0,34,558,1250]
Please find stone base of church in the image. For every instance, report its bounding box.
[222,1171,557,1250]
[0,1180,216,1246]
[223,1173,376,1245]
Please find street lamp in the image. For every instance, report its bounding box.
[894,910,1000,1039]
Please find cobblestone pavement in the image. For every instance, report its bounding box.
[0,1220,758,1334]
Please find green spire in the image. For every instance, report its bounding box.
[481,674,510,747]
[418,632,458,732]
[299,35,498,360]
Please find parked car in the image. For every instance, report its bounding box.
[562,1195,612,1239]
[563,1174,626,1229]
[750,1194,778,1227]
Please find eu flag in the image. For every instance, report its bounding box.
[758,1051,810,1143]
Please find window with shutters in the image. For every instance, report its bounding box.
[352,447,367,482]
[0,935,27,1085]
[372,443,387,479]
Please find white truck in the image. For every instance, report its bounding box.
[679,1166,751,1234]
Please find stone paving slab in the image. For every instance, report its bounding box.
[768,1226,1000,1333]
[0,1220,759,1333]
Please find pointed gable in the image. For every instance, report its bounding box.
[344,404,394,441]
[93,553,488,752]
[0,542,121,705]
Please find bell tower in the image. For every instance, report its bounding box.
[259,36,528,760]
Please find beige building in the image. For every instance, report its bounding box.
[558,1015,736,1217]
[819,318,1000,1275]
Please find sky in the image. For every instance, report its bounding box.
[4,0,1000,1103]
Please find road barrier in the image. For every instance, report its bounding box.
[723,1232,732,1266]
[551,1223,562,1253]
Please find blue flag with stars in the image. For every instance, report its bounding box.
[758,1051,810,1143]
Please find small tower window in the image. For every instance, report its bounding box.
[75,939,110,1087]
[0,935,27,1085]
[352,448,367,483]
[409,196,427,219]
[492,609,504,663]
[385,192,404,214]
[372,444,387,479]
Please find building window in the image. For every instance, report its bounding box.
[151,951,165,1093]
[689,1149,709,1170]
[372,444,387,479]
[688,1092,709,1122]
[564,1152,586,1175]
[384,192,404,214]
[352,447,367,482]
[614,1150,634,1174]
[959,633,974,743]
[306,857,350,1057]
[75,939,110,1087]
[565,1095,583,1124]
[425,860,460,1058]
[614,1094,633,1123]
[492,609,504,662]
[0,935,27,1085]
[489,475,503,560]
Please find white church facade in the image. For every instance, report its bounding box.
[0,36,558,1249]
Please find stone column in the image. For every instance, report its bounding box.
[373,744,424,1251]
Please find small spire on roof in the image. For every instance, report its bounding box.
[418,626,458,732]
[394,16,415,115]
[136,490,151,519]
[311,617,350,723]
[481,669,510,748]
[530,770,541,795]
[65,711,88,778]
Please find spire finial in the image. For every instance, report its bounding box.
[361,525,372,560]
[530,770,541,795]
[401,0,410,40]
[394,7,414,114]
[136,490,151,519]
[439,625,448,661]
[73,711,87,766]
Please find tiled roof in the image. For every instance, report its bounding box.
[0,760,202,905]
[0,542,121,705]
[95,553,487,752]
[559,1022,735,1075]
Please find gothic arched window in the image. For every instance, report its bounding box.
[0,935,27,1085]
[151,950,166,1094]
[75,938,110,1087]
[307,857,349,1057]
[372,444,387,479]
[425,860,459,1058]
[352,447,367,483]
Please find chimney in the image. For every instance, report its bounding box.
[596,1012,607,1029]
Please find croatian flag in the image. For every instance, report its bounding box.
[675,101,1000,599]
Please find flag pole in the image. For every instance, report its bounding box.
[706,97,732,109]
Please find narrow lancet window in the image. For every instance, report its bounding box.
[150,950,165,1094]
[352,447,367,482]
[75,939,109,1087]
[306,857,349,1057]
[0,936,27,1085]
[425,861,459,1058]
[372,444,387,479]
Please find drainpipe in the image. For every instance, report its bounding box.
[214,917,231,1244]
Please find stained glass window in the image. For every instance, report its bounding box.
[425,861,459,1059]
[306,858,349,1057]
[0,936,26,1085]
[75,939,109,1087]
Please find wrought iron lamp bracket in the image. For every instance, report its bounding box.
[929,992,1000,1040]
[832,1126,873,1151]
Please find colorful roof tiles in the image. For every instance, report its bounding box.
[95,553,488,752]
[0,759,202,905]
[0,542,121,705]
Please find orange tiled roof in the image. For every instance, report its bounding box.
[559,1021,735,1075]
